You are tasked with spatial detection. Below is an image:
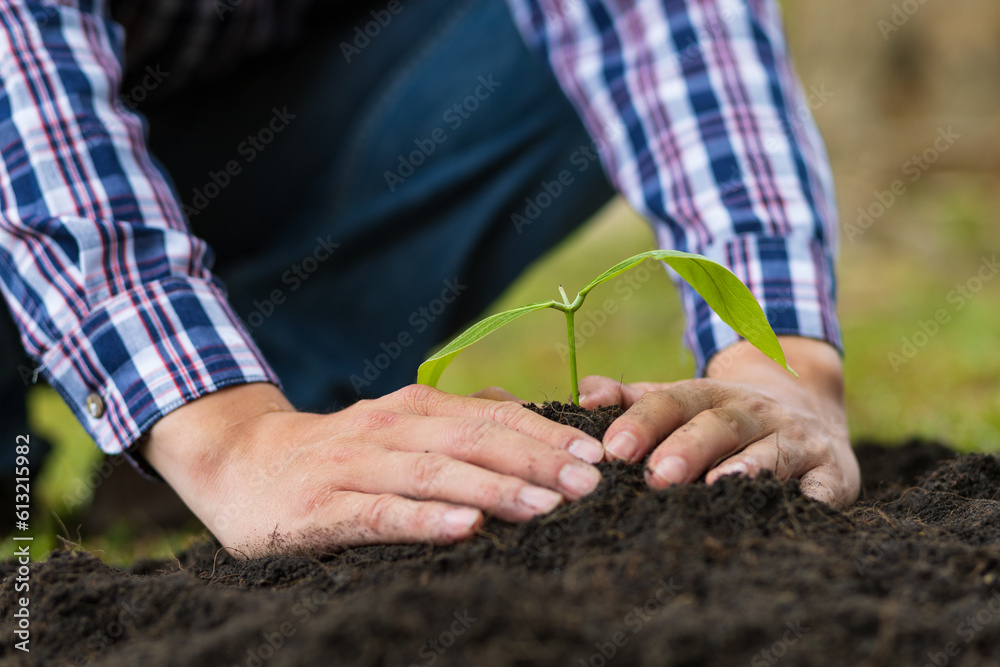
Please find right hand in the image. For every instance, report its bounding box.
[141,383,605,556]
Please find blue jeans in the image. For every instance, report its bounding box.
[0,0,614,446]
[144,0,615,411]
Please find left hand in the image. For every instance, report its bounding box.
[578,336,860,508]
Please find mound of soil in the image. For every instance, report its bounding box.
[3,405,1000,667]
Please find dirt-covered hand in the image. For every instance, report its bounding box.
[141,383,604,556]
[578,337,860,508]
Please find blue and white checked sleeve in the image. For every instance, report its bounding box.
[0,1,280,454]
[505,0,842,373]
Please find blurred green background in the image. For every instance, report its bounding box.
[7,0,999,561]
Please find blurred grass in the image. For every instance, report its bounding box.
[837,174,1000,450]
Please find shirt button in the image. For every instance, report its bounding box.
[85,393,105,419]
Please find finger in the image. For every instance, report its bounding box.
[577,375,669,410]
[708,440,853,509]
[315,492,484,547]
[469,386,525,403]
[396,385,604,463]
[704,434,797,485]
[601,380,719,463]
[365,414,603,502]
[798,468,852,508]
[647,401,781,488]
[350,450,567,522]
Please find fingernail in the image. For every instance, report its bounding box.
[650,456,688,485]
[605,432,639,462]
[715,462,748,478]
[518,486,563,514]
[558,462,602,498]
[578,393,590,405]
[568,439,604,463]
[443,508,480,531]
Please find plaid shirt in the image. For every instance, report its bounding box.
[0,0,840,454]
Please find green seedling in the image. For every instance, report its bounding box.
[417,250,795,404]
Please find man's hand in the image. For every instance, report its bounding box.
[578,337,860,508]
[141,383,604,556]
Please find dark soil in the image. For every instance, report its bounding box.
[4,405,1000,667]
[526,401,625,441]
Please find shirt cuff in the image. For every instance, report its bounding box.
[39,277,280,454]
[677,233,842,376]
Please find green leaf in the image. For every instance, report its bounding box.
[579,250,796,375]
[417,301,557,387]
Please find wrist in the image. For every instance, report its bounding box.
[706,336,844,409]
[140,383,295,517]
